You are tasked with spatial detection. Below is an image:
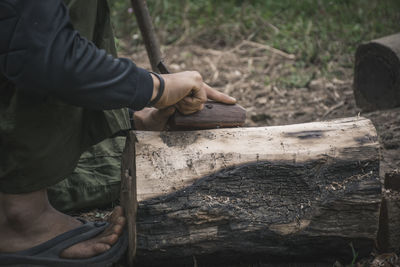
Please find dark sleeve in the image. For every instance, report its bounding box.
[0,0,153,111]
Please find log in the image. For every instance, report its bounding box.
[354,33,400,111]
[129,117,381,266]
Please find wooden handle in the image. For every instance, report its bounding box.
[120,133,138,267]
[130,0,162,72]
[168,102,246,130]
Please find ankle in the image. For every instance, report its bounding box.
[1,190,51,228]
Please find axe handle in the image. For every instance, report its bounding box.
[130,0,162,72]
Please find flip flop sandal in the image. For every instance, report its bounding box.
[0,219,128,267]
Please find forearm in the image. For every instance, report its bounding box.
[0,0,153,110]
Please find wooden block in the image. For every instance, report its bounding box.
[168,102,246,130]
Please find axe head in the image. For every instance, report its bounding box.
[168,101,246,131]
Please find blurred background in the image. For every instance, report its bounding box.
[109,0,399,127]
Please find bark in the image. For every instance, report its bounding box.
[120,132,138,267]
[385,171,400,192]
[378,193,400,254]
[364,108,400,255]
[128,117,381,266]
[365,107,400,178]
[354,33,400,111]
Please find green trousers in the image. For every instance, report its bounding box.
[0,0,128,211]
[48,137,125,212]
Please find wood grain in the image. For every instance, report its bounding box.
[378,192,400,254]
[120,132,138,267]
[168,102,246,130]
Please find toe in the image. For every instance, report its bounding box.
[99,233,119,245]
[102,214,126,236]
[93,243,111,254]
[109,206,124,223]
[61,240,112,259]
[60,206,126,260]
[112,224,124,235]
[116,216,126,227]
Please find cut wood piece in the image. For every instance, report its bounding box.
[120,132,138,267]
[378,192,400,254]
[168,102,246,130]
[354,33,400,111]
[130,117,381,266]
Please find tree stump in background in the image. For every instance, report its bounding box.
[354,33,400,111]
[125,117,381,266]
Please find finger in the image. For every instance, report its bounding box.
[204,83,236,104]
[148,107,176,131]
[164,106,177,116]
[190,83,207,104]
[176,105,200,115]
[179,96,206,109]
[181,103,204,113]
[154,106,176,120]
[176,97,203,113]
[176,101,203,115]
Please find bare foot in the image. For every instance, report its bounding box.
[0,190,125,259]
[60,206,126,259]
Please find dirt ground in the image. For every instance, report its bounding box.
[109,41,400,266]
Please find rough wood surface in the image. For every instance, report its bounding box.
[385,171,400,191]
[384,194,400,254]
[130,117,381,266]
[365,108,400,256]
[120,132,138,266]
[364,107,400,178]
[354,33,400,111]
[378,192,400,254]
[168,102,246,130]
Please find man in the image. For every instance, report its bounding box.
[0,0,235,265]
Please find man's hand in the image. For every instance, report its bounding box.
[133,107,176,131]
[150,71,236,115]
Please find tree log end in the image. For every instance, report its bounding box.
[354,33,400,111]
